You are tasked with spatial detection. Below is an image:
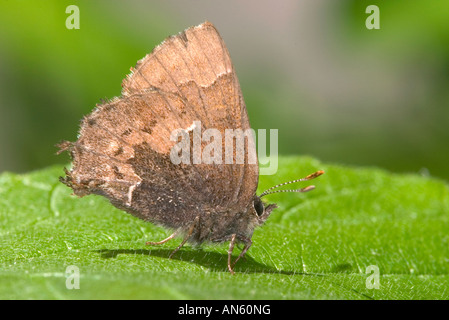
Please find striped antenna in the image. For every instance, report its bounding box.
[259,170,324,198]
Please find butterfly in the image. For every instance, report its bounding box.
[57,21,323,274]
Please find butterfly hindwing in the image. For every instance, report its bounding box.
[60,21,259,229]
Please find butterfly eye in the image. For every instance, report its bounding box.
[253,197,264,216]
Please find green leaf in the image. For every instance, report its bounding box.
[1,156,448,299]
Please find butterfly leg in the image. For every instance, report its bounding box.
[227,234,237,275]
[146,230,180,246]
[228,234,252,274]
[232,236,252,268]
[168,216,200,259]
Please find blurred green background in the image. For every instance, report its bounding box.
[0,0,448,181]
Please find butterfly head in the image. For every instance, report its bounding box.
[250,195,278,226]
[251,170,325,226]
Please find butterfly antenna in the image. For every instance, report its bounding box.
[259,170,324,198]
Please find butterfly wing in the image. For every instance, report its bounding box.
[60,22,258,229]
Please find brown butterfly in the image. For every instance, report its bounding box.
[57,21,323,274]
